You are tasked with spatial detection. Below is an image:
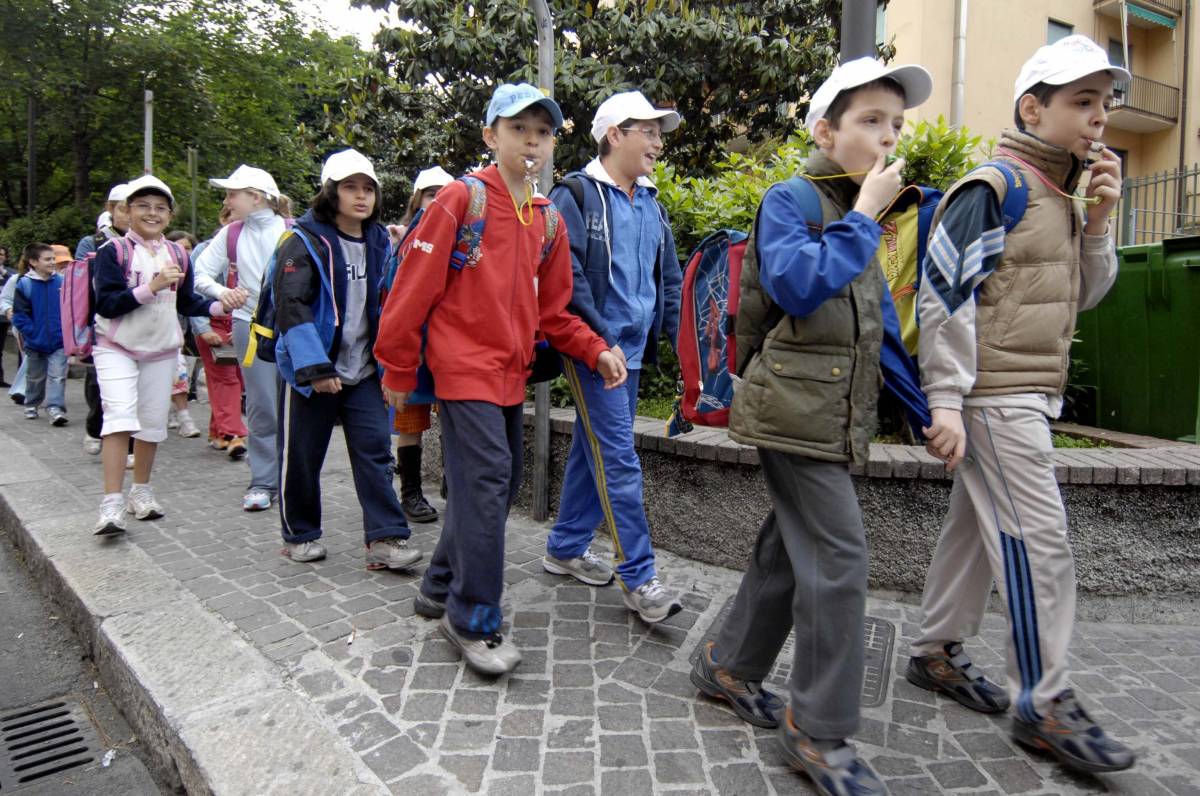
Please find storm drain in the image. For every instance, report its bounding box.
[691,595,896,707]
[0,700,100,791]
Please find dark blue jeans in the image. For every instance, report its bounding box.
[277,375,410,545]
[421,400,523,639]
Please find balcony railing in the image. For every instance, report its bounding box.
[1097,0,1183,16]
[1112,74,1180,122]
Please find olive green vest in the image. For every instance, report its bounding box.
[729,153,884,465]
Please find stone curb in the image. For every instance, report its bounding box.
[527,406,1200,486]
[0,429,390,796]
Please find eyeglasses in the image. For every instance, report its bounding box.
[618,126,664,143]
[129,202,170,213]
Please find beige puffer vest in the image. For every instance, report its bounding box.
[932,129,1084,396]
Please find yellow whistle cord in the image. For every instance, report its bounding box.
[513,171,536,226]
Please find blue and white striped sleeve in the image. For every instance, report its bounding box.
[917,182,1005,411]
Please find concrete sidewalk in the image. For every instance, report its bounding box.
[0,361,1197,795]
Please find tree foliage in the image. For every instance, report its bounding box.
[0,0,365,240]
[331,0,853,196]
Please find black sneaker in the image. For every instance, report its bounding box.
[690,641,784,728]
[1012,689,1136,774]
[414,591,446,619]
[779,708,886,796]
[907,642,1010,714]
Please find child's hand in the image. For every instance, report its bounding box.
[383,386,409,409]
[387,224,406,248]
[922,407,967,471]
[853,153,905,219]
[1084,148,1122,235]
[200,332,222,346]
[311,376,342,394]
[596,350,627,389]
[611,345,627,367]
[150,264,183,293]
[220,287,249,312]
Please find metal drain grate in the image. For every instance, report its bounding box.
[691,595,896,707]
[0,700,100,791]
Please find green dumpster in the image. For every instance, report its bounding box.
[1071,235,1200,442]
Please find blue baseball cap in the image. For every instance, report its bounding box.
[485,83,565,129]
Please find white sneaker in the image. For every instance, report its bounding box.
[126,485,164,520]
[83,435,102,455]
[365,537,423,571]
[94,495,127,536]
[177,412,200,438]
[543,546,615,586]
[282,540,327,563]
[166,408,180,429]
[623,577,683,624]
[439,614,521,676]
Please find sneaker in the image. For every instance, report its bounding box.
[414,591,446,619]
[622,577,683,624]
[126,485,164,520]
[906,642,1010,714]
[439,614,521,676]
[10,393,24,404]
[282,540,327,563]
[226,436,247,459]
[365,537,423,571]
[209,435,229,451]
[167,407,180,429]
[779,708,887,796]
[690,641,784,728]
[48,407,68,426]
[23,406,37,420]
[242,490,272,512]
[93,495,127,536]
[1012,689,1135,774]
[83,435,102,455]
[177,413,200,438]
[543,547,615,587]
[125,454,135,469]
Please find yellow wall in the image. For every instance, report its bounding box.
[884,0,1193,180]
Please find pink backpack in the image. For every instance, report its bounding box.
[224,216,294,289]
[60,237,187,357]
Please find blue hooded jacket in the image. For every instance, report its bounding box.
[12,273,64,354]
[548,168,682,366]
[272,210,390,396]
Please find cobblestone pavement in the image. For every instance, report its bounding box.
[3,360,1199,795]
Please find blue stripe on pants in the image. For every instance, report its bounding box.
[548,359,657,591]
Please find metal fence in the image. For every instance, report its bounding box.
[1112,75,1180,123]
[1116,164,1200,246]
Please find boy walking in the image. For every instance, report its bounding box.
[376,84,627,676]
[13,243,69,426]
[690,58,932,796]
[543,90,684,623]
[907,35,1135,775]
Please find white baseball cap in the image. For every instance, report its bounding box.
[1014,35,1131,103]
[591,90,681,143]
[96,211,112,230]
[125,175,175,207]
[413,166,454,193]
[805,57,933,132]
[209,164,281,198]
[320,149,379,185]
[106,183,131,202]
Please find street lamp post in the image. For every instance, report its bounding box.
[530,0,555,521]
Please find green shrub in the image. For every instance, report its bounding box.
[0,207,93,256]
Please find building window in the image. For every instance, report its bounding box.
[1048,19,1074,43]
[875,0,887,47]
[1108,38,1130,69]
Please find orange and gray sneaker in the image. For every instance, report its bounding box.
[226,436,248,459]
[209,434,229,451]
[906,642,1010,714]
[779,708,887,796]
[1012,689,1135,774]
[689,642,784,728]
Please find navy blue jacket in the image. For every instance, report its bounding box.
[273,210,390,395]
[13,273,64,353]
[548,172,682,365]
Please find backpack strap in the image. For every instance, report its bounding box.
[561,175,586,213]
[975,161,1028,234]
[226,220,244,288]
[164,240,188,272]
[449,176,487,271]
[781,176,825,240]
[540,203,560,264]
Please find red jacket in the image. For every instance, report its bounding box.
[375,166,608,406]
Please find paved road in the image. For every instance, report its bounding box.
[2,347,1199,795]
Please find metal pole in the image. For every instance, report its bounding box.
[840,0,875,60]
[531,0,554,521]
[950,0,968,127]
[26,94,36,213]
[143,89,154,174]
[188,147,198,235]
